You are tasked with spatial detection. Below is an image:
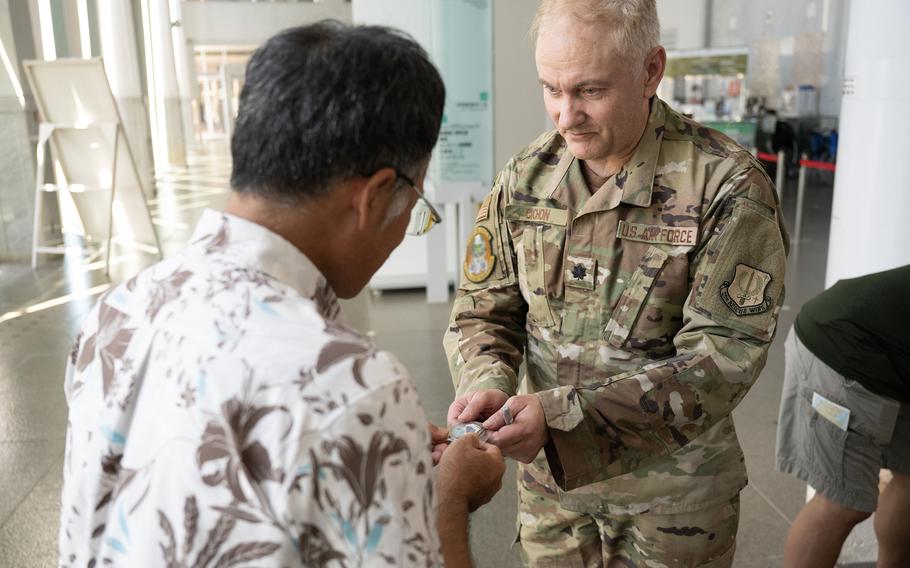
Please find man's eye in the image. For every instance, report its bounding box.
[581,88,603,97]
[543,85,560,95]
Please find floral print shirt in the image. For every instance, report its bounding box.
[60,210,441,567]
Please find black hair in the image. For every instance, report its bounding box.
[230,20,445,202]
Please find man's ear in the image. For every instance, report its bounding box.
[643,45,666,99]
[350,167,399,232]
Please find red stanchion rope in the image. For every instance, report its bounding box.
[799,159,836,172]
[756,152,778,163]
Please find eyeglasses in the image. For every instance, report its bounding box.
[396,171,442,236]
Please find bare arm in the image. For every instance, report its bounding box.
[434,434,505,568]
[437,499,471,568]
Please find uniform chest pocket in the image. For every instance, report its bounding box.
[516,224,565,328]
[603,245,670,348]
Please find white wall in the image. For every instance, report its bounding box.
[656,0,707,50]
[492,0,547,172]
[181,0,352,46]
[351,0,430,46]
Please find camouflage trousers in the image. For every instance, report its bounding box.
[515,456,740,567]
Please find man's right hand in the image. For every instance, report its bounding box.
[446,389,510,426]
[436,434,505,512]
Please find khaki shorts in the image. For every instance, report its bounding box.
[515,455,739,567]
[776,328,910,513]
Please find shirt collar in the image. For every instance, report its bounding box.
[188,209,338,317]
[617,97,666,207]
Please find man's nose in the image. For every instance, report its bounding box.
[557,96,584,131]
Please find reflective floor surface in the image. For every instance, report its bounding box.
[0,145,872,567]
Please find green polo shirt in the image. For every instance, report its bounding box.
[794,264,910,402]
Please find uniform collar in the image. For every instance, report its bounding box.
[618,97,666,207]
[188,209,338,316]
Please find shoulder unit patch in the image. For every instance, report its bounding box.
[463,227,496,283]
[720,263,772,316]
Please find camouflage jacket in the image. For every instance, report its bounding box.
[444,99,789,515]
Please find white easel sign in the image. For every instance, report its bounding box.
[23,58,161,274]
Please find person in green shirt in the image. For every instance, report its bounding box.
[776,264,910,568]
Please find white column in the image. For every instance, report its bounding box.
[820,2,908,564]
[825,0,910,287]
[57,0,81,57]
[168,0,195,156]
[493,0,546,170]
[96,0,155,195]
[142,0,186,170]
[0,0,36,261]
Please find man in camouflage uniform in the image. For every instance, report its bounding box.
[442,0,789,565]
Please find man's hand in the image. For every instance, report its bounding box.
[446,389,510,426]
[482,394,549,464]
[429,422,449,465]
[435,435,503,568]
[436,434,505,512]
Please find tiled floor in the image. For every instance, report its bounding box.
[0,147,867,567]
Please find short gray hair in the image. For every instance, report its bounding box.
[531,0,660,68]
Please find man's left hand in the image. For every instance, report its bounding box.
[481,394,549,463]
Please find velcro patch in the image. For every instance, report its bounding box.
[475,194,491,222]
[504,205,568,226]
[719,263,772,315]
[565,256,596,290]
[463,227,496,283]
[617,220,698,246]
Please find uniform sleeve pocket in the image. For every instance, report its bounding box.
[603,245,669,348]
[691,197,786,341]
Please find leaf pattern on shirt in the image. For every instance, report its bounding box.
[204,267,276,301]
[75,300,135,399]
[298,523,347,566]
[312,282,340,321]
[189,214,231,255]
[196,398,290,502]
[146,268,194,321]
[204,217,231,254]
[317,341,376,389]
[70,331,83,366]
[201,268,285,352]
[183,496,199,556]
[157,497,280,568]
[317,431,410,533]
